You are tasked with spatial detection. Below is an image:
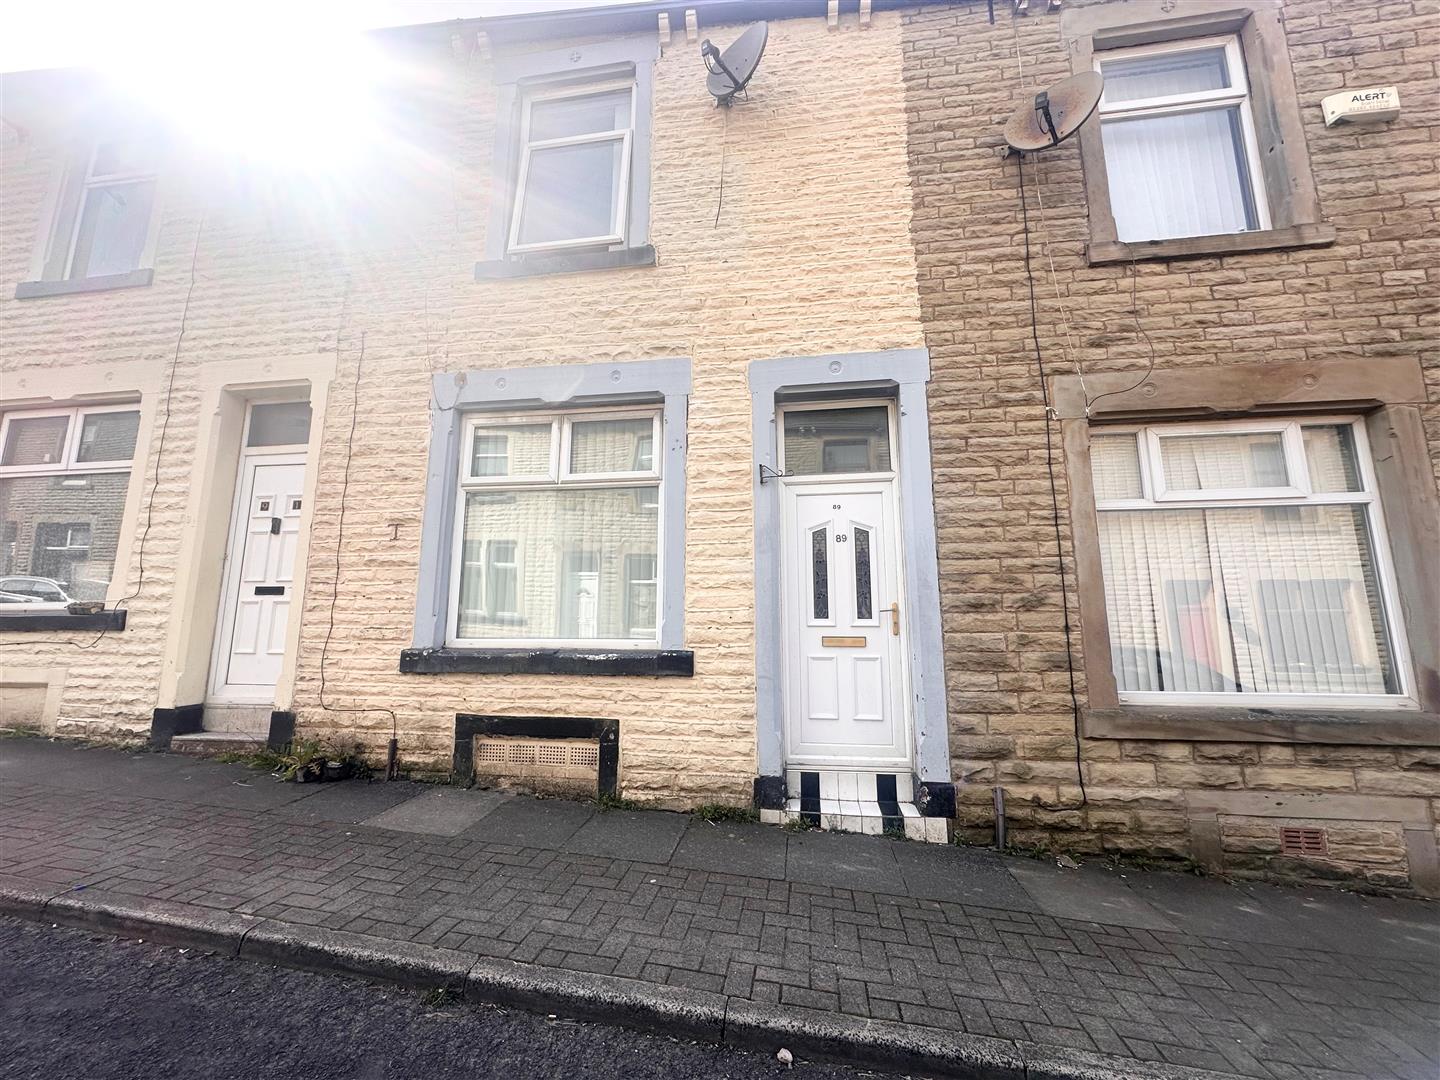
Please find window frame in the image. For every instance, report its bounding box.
[1093,34,1272,241]
[0,401,142,613]
[0,404,140,477]
[446,404,664,650]
[1092,415,1417,711]
[506,79,637,256]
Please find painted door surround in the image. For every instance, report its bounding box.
[208,452,306,705]
[749,349,954,820]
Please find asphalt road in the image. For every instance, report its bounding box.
[0,916,903,1080]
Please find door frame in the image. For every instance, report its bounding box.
[778,473,915,769]
[747,348,953,813]
[207,421,308,705]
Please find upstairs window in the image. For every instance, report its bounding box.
[66,139,159,280]
[1095,36,1269,243]
[1090,418,1412,708]
[0,405,140,608]
[508,83,634,254]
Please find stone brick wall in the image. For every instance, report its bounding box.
[903,0,1439,890]
[1,11,925,807]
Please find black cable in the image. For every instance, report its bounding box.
[1018,152,1088,810]
[315,328,400,777]
[0,214,203,651]
[1084,254,1157,413]
[713,106,728,228]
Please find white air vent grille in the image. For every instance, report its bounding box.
[473,736,600,785]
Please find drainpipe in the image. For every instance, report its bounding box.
[993,786,1007,851]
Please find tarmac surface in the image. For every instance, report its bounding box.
[0,915,893,1080]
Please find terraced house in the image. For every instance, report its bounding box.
[1,0,1436,894]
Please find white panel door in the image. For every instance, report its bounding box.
[211,458,306,699]
[782,483,909,765]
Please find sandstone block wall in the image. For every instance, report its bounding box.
[902,0,1439,891]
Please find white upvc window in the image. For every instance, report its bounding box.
[1095,35,1270,243]
[65,139,159,280]
[1090,417,1415,709]
[508,81,635,254]
[0,404,141,608]
[448,407,662,647]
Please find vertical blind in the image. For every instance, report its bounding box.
[1092,425,1399,699]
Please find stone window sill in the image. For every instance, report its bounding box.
[1084,706,1440,747]
[0,609,128,632]
[1086,224,1337,266]
[400,646,693,677]
[14,269,154,299]
[475,245,655,281]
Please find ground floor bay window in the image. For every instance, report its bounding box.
[1090,417,1413,708]
[450,409,661,646]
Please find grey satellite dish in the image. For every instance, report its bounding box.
[702,22,768,106]
[1003,71,1104,151]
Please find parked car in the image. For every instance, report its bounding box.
[0,576,73,610]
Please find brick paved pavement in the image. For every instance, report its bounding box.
[1,739,1436,1079]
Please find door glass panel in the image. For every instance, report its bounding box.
[783,406,891,475]
[811,527,829,620]
[854,527,872,620]
[2,415,70,467]
[76,410,140,462]
[247,402,312,447]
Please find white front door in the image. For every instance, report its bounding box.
[209,456,306,702]
[781,481,910,766]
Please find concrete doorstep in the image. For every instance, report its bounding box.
[0,877,1243,1080]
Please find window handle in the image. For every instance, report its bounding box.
[889,602,900,636]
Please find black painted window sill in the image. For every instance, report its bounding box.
[0,609,127,632]
[401,646,693,677]
[1086,224,1337,266]
[1084,705,1440,746]
[475,245,656,280]
[15,269,154,299]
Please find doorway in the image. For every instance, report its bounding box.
[777,401,912,770]
[207,401,311,706]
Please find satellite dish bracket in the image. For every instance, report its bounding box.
[1033,90,1060,147]
[702,39,745,105]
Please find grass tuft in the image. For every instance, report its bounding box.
[691,803,759,824]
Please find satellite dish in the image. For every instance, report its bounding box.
[1003,71,1104,151]
[701,22,768,106]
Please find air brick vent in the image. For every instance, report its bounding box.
[473,736,599,791]
[1279,826,1328,856]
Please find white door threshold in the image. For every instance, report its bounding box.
[761,798,948,843]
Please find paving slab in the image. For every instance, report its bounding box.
[563,808,689,863]
[669,818,789,879]
[465,794,595,848]
[269,779,421,825]
[786,829,904,894]
[1005,857,1178,931]
[360,787,510,836]
[892,841,1040,911]
[1126,870,1440,960]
